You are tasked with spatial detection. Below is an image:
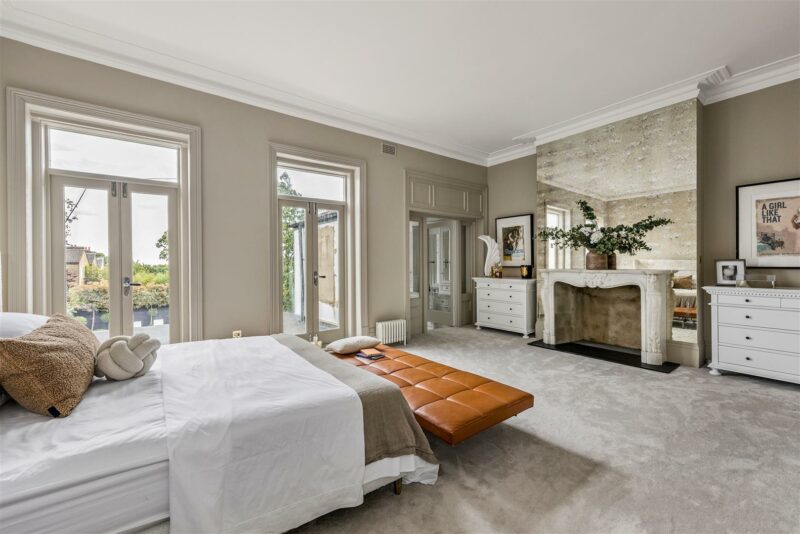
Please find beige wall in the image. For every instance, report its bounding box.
[0,38,487,336]
[700,79,800,353]
[487,155,537,241]
[486,155,537,278]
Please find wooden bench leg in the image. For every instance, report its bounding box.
[393,478,402,495]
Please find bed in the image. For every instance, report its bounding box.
[0,334,437,534]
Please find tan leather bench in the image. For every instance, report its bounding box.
[333,344,534,445]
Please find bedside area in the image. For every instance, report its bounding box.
[704,286,800,384]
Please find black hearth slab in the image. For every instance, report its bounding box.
[529,340,679,374]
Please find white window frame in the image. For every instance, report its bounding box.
[268,143,368,337]
[6,88,203,341]
[546,205,572,270]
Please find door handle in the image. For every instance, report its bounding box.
[122,277,141,296]
[313,271,326,286]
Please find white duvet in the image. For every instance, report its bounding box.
[160,336,365,534]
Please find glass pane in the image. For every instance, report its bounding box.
[409,222,420,295]
[49,129,178,181]
[281,205,307,334]
[317,208,340,332]
[277,166,345,201]
[64,186,110,340]
[131,193,171,344]
[441,228,451,283]
[428,228,451,313]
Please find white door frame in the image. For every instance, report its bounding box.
[268,143,368,337]
[404,177,486,337]
[6,88,203,341]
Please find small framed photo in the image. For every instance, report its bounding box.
[716,259,746,286]
[496,214,534,267]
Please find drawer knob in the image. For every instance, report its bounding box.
[745,356,752,361]
[745,315,752,319]
[745,299,751,303]
[509,307,513,311]
[745,336,752,340]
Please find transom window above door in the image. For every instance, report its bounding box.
[277,165,345,202]
[48,127,180,181]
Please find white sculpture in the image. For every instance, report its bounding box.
[94,333,161,381]
[477,235,501,276]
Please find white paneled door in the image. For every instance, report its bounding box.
[50,174,178,344]
[279,199,346,343]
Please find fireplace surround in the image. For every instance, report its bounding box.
[540,269,674,366]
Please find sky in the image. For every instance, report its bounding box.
[66,187,167,265]
[54,129,175,265]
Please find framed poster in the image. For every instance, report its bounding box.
[496,214,533,267]
[737,178,800,269]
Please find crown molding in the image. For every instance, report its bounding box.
[486,142,537,167]
[513,66,730,148]
[1,4,797,170]
[0,6,490,166]
[701,54,800,105]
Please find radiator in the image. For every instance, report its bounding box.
[376,319,407,345]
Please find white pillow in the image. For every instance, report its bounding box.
[0,313,49,339]
[325,336,381,354]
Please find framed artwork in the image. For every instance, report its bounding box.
[716,259,746,286]
[496,214,533,267]
[737,177,800,268]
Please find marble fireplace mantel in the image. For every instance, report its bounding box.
[540,269,673,366]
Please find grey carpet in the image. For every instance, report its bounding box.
[143,326,800,534]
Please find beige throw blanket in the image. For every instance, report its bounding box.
[273,334,438,465]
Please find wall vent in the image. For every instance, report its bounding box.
[381,142,397,156]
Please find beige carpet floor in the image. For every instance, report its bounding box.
[144,326,800,534]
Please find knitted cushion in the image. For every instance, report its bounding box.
[95,334,161,381]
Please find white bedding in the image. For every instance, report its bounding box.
[0,364,168,534]
[160,336,365,534]
[0,336,432,534]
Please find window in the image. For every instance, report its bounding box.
[276,165,345,202]
[7,89,202,342]
[546,205,571,269]
[49,128,179,181]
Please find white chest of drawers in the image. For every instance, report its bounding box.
[704,286,800,384]
[473,277,536,338]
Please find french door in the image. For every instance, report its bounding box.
[50,174,178,344]
[426,220,457,326]
[279,199,346,343]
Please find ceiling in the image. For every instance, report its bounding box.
[1,1,798,166]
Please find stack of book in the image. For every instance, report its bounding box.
[356,348,385,364]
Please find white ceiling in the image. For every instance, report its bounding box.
[1,1,798,166]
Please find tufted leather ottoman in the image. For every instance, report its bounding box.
[333,344,534,445]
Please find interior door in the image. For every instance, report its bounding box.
[427,220,455,326]
[51,175,178,344]
[279,200,346,343]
